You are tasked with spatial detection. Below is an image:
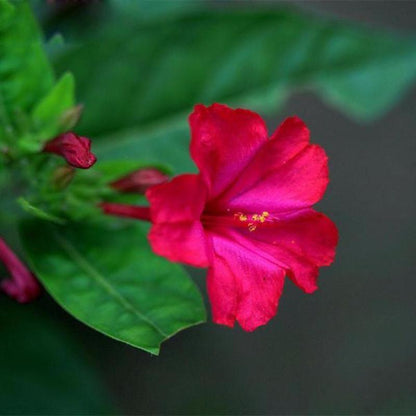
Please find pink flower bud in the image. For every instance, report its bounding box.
[0,238,41,303]
[111,167,169,194]
[43,132,97,169]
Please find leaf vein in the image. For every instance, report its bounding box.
[53,231,169,338]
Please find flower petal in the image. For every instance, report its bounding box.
[149,221,209,268]
[207,228,285,331]
[218,117,329,213]
[251,209,338,293]
[146,173,207,223]
[146,174,209,267]
[189,103,268,199]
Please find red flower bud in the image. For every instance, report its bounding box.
[0,238,41,303]
[111,167,169,194]
[43,132,97,169]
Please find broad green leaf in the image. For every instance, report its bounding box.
[20,220,206,354]
[31,72,76,141]
[0,297,114,414]
[52,7,416,143]
[0,0,53,136]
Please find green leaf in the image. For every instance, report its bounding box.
[31,72,76,142]
[0,297,114,414]
[0,0,54,136]
[53,7,416,143]
[20,220,206,354]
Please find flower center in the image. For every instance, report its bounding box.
[233,211,270,232]
[201,210,274,231]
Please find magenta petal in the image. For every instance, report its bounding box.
[189,103,268,199]
[146,174,209,267]
[149,221,209,268]
[207,229,286,331]
[252,209,338,293]
[216,117,328,212]
[229,145,328,213]
[146,174,207,223]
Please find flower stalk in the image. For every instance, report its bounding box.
[100,203,151,221]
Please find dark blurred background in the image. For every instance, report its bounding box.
[2,1,416,415]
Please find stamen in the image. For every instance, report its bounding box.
[236,211,271,231]
[202,210,274,231]
[234,212,248,222]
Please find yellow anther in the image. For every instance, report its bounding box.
[252,211,270,223]
[234,211,270,231]
[234,212,248,222]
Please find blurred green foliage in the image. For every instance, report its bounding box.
[0,0,75,156]
[48,3,416,173]
[0,297,113,414]
[56,7,416,136]
[30,72,75,144]
[0,0,53,123]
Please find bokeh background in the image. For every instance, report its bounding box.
[1,1,415,414]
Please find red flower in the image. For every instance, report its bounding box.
[102,104,338,331]
[111,167,169,194]
[43,132,97,169]
[0,237,41,303]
